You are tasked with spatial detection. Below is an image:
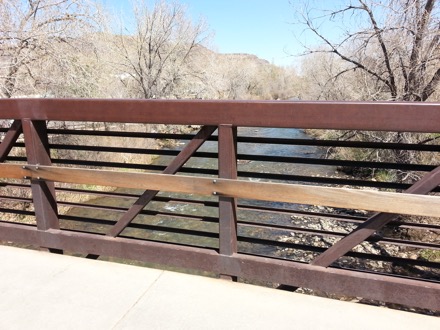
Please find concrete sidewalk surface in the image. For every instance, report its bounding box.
[0,245,438,329]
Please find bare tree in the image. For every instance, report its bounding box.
[294,0,440,101]
[0,0,100,98]
[45,32,110,98]
[191,51,298,100]
[292,0,440,183]
[299,52,375,100]
[114,0,208,99]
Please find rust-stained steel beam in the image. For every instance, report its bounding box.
[42,142,438,172]
[1,98,440,132]
[218,125,238,280]
[0,223,438,311]
[1,99,440,311]
[0,120,22,162]
[218,125,238,256]
[45,128,440,152]
[22,120,59,234]
[311,166,440,267]
[108,125,216,238]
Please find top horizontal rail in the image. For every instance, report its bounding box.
[0,99,439,132]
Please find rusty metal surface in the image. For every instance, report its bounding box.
[45,143,437,172]
[0,222,438,311]
[108,126,216,238]
[0,98,440,132]
[237,136,440,151]
[16,156,419,190]
[0,120,22,162]
[312,165,440,267]
[47,128,440,151]
[1,99,440,311]
[232,253,440,311]
[22,120,59,231]
[7,182,439,233]
[218,125,238,258]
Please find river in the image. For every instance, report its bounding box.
[64,127,336,267]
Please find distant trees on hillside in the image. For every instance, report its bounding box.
[191,52,298,100]
[0,0,297,100]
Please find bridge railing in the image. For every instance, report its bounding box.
[0,99,439,311]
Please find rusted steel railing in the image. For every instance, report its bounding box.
[0,99,439,310]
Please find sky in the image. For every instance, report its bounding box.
[100,0,344,67]
[181,0,300,66]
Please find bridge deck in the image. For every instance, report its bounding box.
[0,245,438,330]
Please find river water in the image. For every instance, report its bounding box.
[64,127,335,263]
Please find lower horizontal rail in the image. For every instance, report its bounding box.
[3,185,440,233]
[5,182,440,230]
[0,214,438,270]
[0,222,438,311]
[2,164,440,217]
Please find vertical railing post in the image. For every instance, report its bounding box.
[22,119,60,252]
[218,124,238,280]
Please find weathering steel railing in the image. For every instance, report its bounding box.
[0,99,439,311]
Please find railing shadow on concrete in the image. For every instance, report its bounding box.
[0,99,439,311]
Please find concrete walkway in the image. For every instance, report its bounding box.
[0,245,438,330]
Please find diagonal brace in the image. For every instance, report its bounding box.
[0,120,22,162]
[311,166,440,267]
[108,125,217,237]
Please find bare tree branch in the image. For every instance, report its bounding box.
[0,0,102,98]
[294,0,439,102]
[359,0,397,99]
[421,67,440,100]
